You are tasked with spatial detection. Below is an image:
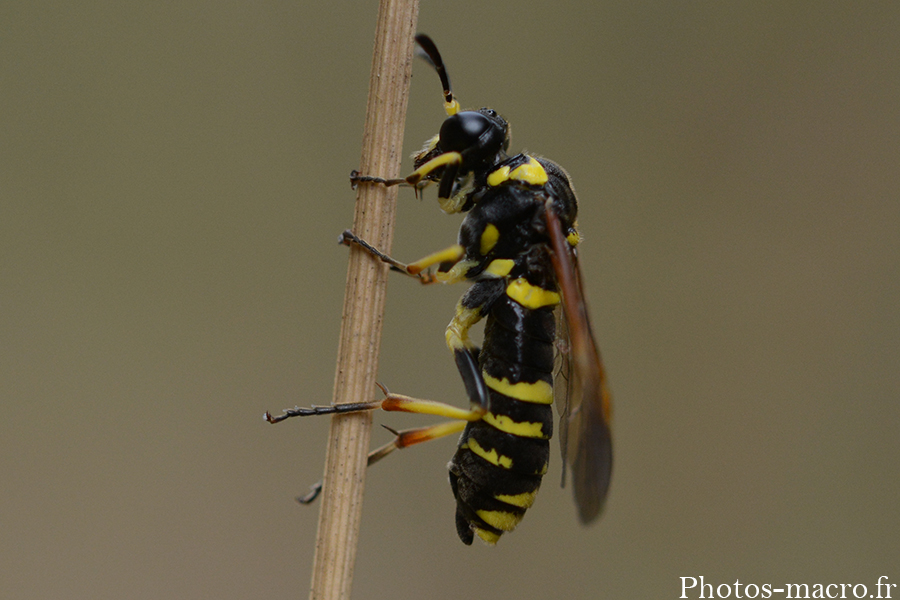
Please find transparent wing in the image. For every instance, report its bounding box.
[553,305,573,487]
[546,203,613,524]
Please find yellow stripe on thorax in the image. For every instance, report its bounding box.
[505,277,560,309]
[486,156,548,187]
[483,373,553,404]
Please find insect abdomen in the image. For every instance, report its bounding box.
[448,291,557,545]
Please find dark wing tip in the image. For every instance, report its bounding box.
[572,414,613,524]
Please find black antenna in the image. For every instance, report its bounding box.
[415,34,459,115]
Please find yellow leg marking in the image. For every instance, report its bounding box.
[462,437,513,469]
[406,151,462,185]
[476,509,525,532]
[484,258,514,278]
[495,490,538,509]
[480,223,500,255]
[438,190,469,215]
[474,528,501,545]
[367,420,468,466]
[434,258,477,284]
[483,373,553,404]
[382,394,483,421]
[482,412,548,439]
[506,277,560,309]
[407,244,466,275]
[446,303,482,351]
[394,420,468,447]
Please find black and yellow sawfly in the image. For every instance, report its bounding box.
[266,34,612,546]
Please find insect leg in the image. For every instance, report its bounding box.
[349,169,407,188]
[338,229,420,278]
[371,419,472,464]
[264,399,384,424]
[446,300,490,410]
[293,384,483,504]
[339,229,469,284]
[445,281,505,410]
[264,382,485,424]
[297,419,469,504]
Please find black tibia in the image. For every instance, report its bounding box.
[454,279,505,410]
[454,348,488,409]
[438,161,461,200]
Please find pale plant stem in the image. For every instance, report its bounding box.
[307,1,419,599]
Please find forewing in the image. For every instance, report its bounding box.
[545,203,613,524]
[553,305,573,487]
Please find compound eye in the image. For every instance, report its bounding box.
[439,111,504,157]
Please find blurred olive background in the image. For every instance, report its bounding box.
[3,2,898,599]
